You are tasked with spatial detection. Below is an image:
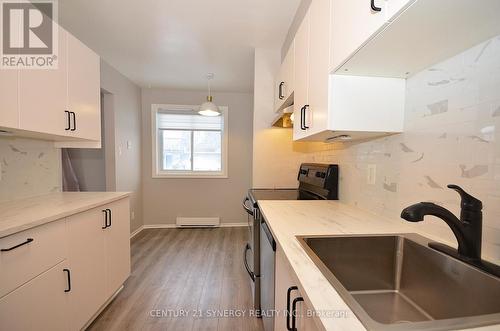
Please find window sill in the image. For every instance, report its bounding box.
[152,173,228,179]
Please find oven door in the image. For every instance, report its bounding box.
[242,196,261,313]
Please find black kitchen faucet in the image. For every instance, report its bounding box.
[401,184,500,277]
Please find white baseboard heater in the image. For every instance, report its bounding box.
[176,217,220,228]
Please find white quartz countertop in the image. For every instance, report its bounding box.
[0,192,130,238]
[258,200,499,331]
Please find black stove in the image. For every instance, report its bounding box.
[248,163,339,206]
[242,163,339,318]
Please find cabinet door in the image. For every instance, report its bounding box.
[19,27,68,136]
[0,261,70,331]
[67,207,107,330]
[330,0,388,71]
[293,10,310,141]
[67,33,101,141]
[105,198,131,298]
[274,246,296,331]
[282,40,295,102]
[307,0,331,136]
[0,70,19,129]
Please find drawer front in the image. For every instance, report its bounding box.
[0,260,70,331]
[0,219,67,298]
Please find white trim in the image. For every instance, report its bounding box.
[143,224,177,229]
[151,104,229,179]
[82,285,124,330]
[219,222,247,227]
[130,225,144,239]
[142,222,247,229]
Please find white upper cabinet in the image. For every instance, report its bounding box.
[67,33,101,142]
[0,70,19,129]
[19,27,68,137]
[306,0,331,136]
[0,24,101,148]
[292,10,310,141]
[333,0,500,77]
[291,0,406,142]
[330,0,388,72]
[274,40,295,111]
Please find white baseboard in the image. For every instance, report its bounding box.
[140,222,247,230]
[130,225,144,239]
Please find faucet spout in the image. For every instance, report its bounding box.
[401,202,472,257]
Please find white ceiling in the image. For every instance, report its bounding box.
[58,0,300,93]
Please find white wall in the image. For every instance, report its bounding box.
[252,48,319,188]
[305,36,500,262]
[100,61,143,233]
[0,137,61,203]
[141,88,253,225]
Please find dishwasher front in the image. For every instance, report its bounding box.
[260,219,276,331]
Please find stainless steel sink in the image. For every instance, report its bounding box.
[297,234,500,330]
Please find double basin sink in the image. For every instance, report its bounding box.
[297,234,500,330]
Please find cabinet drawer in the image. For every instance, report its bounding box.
[0,260,69,331]
[0,220,67,298]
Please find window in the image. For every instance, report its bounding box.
[152,104,228,178]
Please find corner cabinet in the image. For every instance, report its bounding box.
[275,246,319,331]
[330,0,415,72]
[0,25,101,148]
[331,0,500,77]
[0,197,130,331]
[291,0,406,142]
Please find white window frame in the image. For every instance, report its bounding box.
[151,104,228,178]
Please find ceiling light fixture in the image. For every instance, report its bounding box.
[198,73,221,117]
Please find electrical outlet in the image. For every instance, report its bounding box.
[367,164,377,185]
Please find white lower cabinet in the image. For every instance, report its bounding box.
[104,198,131,298]
[0,261,70,331]
[0,197,130,331]
[67,198,130,330]
[275,246,319,331]
[67,206,107,329]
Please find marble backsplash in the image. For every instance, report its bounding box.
[0,137,61,203]
[307,35,500,261]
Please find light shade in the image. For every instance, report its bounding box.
[198,96,221,117]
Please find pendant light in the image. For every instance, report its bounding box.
[198,73,221,117]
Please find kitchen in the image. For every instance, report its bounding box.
[0,0,499,330]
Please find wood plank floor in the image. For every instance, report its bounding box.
[88,227,264,331]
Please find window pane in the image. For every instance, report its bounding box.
[162,130,191,170]
[193,131,222,171]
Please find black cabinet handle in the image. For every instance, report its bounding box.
[291,296,304,331]
[64,111,71,130]
[70,112,77,131]
[286,286,299,330]
[63,268,71,292]
[371,0,382,12]
[302,105,309,130]
[102,209,108,229]
[243,243,255,281]
[1,238,34,252]
[106,208,112,227]
[279,81,285,100]
[300,106,305,130]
